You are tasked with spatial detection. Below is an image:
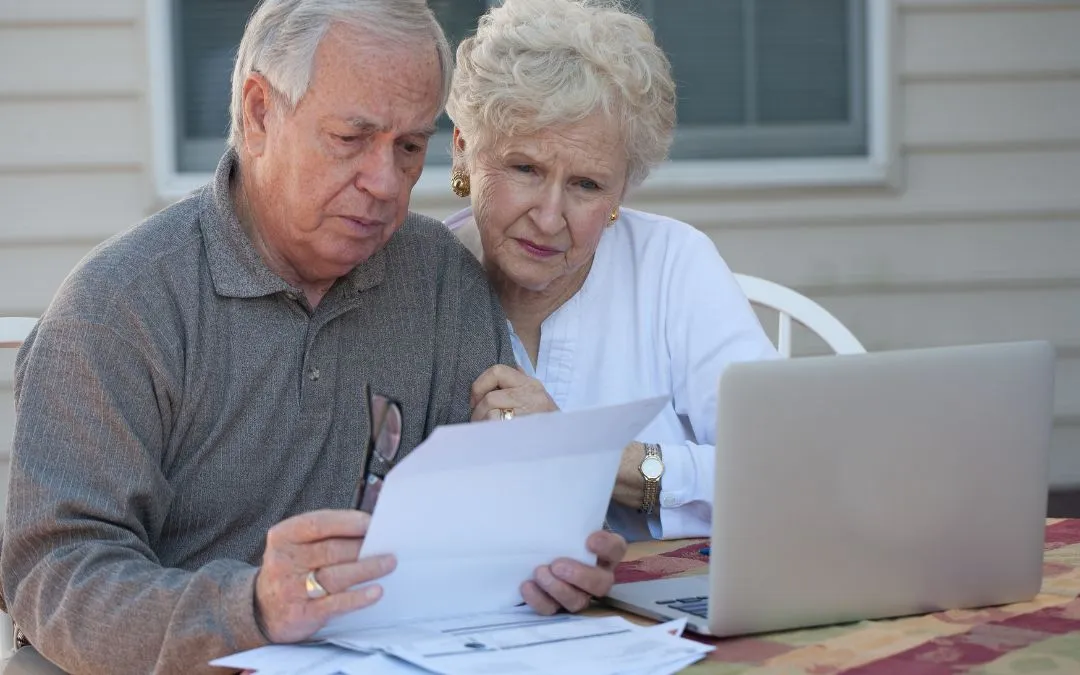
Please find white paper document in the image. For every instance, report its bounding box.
[210,644,428,674]
[214,611,710,674]
[324,608,710,675]
[316,396,668,636]
[379,612,712,675]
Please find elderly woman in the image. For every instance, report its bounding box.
[450,0,778,542]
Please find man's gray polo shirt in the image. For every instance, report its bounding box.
[0,151,513,674]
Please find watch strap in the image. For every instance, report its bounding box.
[640,443,662,515]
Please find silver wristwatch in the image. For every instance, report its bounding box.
[639,443,664,515]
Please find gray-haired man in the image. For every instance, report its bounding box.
[0,1,626,673]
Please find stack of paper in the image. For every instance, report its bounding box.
[214,399,699,673]
[211,608,713,674]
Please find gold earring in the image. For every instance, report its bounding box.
[609,207,619,223]
[450,169,470,198]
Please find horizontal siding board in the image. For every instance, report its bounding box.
[619,150,1080,227]
[806,288,1080,354]
[1,351,11,518]
[0,244,97,315]
[0,99,144,168]
[0,388,11,448]
[0,26,142,95]
[1058,356,1080,421]
[900,1,1080,8]
[711,219,1080,290]
[0,0,139,23]
[0,351,13,386]
[902,9,1080,77]
[0,171,150,243]
[1050,425,1080,488]
[0,457,7,521]
[904,80,1080,148]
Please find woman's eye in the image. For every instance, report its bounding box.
[335,134,359,144]
[513,165,534,174]
[578,179,600,191]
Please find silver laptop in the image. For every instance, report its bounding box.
[606,341,1055,637]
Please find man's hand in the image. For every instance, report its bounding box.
[520,530,628,614]
[470,364,558,421]
[254,510,397,643]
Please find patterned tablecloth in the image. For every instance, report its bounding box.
[606,518,1080,674]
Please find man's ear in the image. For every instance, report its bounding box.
[240,72,276,157]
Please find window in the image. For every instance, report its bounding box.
[172,0,255,174]
[629,0,868,161]
[150,0,887,194]
[166,0,492,174]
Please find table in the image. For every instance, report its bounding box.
[603,518,1080,674]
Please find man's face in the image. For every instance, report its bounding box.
[244,25,442,286]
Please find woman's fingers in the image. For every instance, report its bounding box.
[470,365,530,407]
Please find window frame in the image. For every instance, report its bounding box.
[147,0,896,202]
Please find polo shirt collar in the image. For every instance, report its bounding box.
[199,149,385,299]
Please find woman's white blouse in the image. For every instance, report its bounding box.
[446,207,778,541]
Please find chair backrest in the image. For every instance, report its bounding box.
[0,317,36,657]
[0,316,38,350]
[734,274,865,357]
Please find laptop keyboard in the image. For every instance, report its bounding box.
[657,595,709,619]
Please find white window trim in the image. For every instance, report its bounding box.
[147,0,896,203]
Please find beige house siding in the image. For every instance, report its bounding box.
[0,0,150,514]
[2,0,1079,517]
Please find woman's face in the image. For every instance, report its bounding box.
[467,115,628,293]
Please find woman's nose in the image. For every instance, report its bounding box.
[531,188,566,234]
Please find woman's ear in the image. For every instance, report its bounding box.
[452,127,466,156]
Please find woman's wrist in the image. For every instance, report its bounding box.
[612,441,647,508]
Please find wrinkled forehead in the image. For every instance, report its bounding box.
[490,115,627,162]
[305,24,443,124]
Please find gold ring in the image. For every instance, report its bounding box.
[500,408,515,421]
[305,569,329,599]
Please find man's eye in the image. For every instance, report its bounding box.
[334,134,359,143]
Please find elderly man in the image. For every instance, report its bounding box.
[0,1,626,673]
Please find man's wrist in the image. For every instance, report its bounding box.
[252,568,274,642]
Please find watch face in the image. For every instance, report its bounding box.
[641,456,664,480]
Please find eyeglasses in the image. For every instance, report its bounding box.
[353,384,403,513]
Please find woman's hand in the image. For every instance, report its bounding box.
[470,364,559,421]
[521,530,628,614]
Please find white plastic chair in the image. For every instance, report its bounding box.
[0,317,37,350]
[733,274,865,357]
[1,316,37,660]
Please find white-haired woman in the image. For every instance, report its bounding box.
[449,0,778,543]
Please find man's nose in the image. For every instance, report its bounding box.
[354,143,403,202]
